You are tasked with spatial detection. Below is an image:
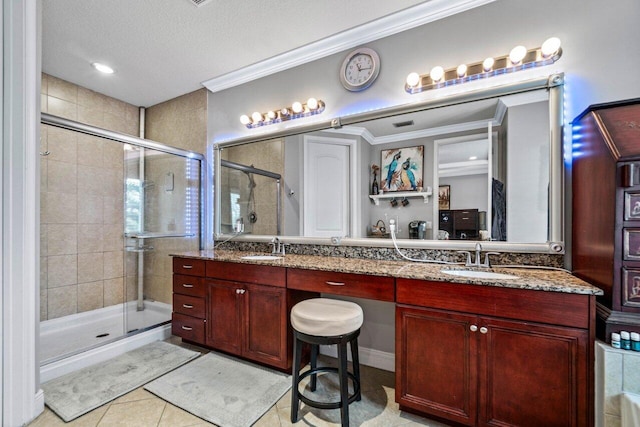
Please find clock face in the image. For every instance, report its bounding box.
[340,48,380,92]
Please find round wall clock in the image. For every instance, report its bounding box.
[339,47,380,92]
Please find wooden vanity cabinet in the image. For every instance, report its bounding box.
[172,257,207,344]
[396,279,594,427]
[205,260,312,371]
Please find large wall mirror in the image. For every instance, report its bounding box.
[214,74,564,253]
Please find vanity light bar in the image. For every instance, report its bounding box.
[405,37,562,94]
[240,98,326,129]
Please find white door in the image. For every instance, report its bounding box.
[303,138,350,237]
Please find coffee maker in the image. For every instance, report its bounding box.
[408,220,427,239]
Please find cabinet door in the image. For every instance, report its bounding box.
[478,317,589,427]
[396,305,478,426]
[243,283,288,368]
[206,280,242,355]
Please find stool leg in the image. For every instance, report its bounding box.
[338,342,350,427]
[350,337,361,401]
[291,334,302,423]
[310,343,318,392]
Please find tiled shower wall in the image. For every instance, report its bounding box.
[40,73,140,320]
[140,89,207,305]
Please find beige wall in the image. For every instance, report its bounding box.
[140,89,207,304]
[40,73,140,320]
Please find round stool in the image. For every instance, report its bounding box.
[290,298,363,427]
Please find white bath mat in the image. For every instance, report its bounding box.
[42,340,200,422]
[144,351,291,427]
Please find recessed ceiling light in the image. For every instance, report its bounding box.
[91,62,114,74]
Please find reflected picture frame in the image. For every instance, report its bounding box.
[439,185,450,210]
[381,145,423,192]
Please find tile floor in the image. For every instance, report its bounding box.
[30,337,451,427]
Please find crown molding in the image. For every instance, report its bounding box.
[202,0,496,93]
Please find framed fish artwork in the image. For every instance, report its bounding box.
[380,146,424,192]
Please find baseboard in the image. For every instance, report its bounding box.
[319,345,395,372]
[40,324,171,383]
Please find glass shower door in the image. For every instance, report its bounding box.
[124,146,201,335]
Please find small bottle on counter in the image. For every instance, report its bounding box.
[631,332,640,352]
[621,331,632,350]
[611,332,621,349]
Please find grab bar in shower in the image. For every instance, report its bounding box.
[125,232,196,239]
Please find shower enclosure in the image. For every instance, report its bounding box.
[39,113,203,366]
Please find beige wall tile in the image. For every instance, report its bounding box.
[103,223,124,251]
[41,94,48,113]
[103,168,123,197]
[104,141,124,169]
[40,224,48,256]
[47,254,77,288]
[47,96,77,120]
[77,86,107,111]
[77,281,104,312]
[78,252,104,283]
[104,277,124,306]
[40,289,48,320]
[40,73,49,95]
[77,193,104,224]
[44,192,77,224]
[77,134,104,167]
[103,195,124,225]
[47,285,77,319]
[47,160,77,194]
[78,164,105,196]
[47,75,77,103]
[40,156,48,191]
[46,126,78,163]
[40,257,48,289]
[78,224,104,253]
[77,105,104,128]
[104,250,124,279]
[47,223,77,256]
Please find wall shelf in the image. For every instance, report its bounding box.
[369,189,432,206]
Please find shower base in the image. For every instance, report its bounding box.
[40,301,172,382]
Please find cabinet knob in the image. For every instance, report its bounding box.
[480,327,488,334]
[236,289,246,294]
[470,325,478,332]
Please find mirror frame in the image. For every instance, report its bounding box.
[214,73,565,254]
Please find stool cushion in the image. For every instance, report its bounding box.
[291,298,363,337]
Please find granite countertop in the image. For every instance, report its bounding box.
[172,250,603,296]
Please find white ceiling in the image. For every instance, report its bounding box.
[41,0,432,107]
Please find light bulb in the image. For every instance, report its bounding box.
[541,37,561,58]
[251,112,263,123]
[292,102,303,114]
[240,115,251,125]
[456,64,467,78]
[266,111,276,120]
[307,98,318,110]
[281,108,289,116]
[406,72,420,87]
[91,62,114,74]
[430,66,445,82]
[509,45,527,65]
[482,57,495,72]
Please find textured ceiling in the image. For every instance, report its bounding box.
[42,0,430,107]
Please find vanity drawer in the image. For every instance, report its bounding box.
[287,269,394,302]
[173,274,206,297]
[453,210,478,228]
[173,293,206,318]
[172,312,205,343]
[206,260,286,287]
[173,257,206,276]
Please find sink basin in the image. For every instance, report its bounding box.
[441,269,518,280]
[241,255,283,261]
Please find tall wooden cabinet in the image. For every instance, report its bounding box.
[572,99,640,340]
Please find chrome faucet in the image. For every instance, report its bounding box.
[458,242,499,268]
[270,236,287,255]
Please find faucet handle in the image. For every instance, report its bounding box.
[483,251,500,267]
[457,250,472,266]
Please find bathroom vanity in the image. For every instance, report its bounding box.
[171,250,601,427]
